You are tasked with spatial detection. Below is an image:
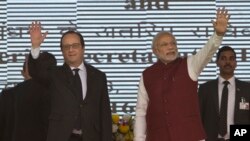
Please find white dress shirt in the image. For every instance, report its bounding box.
[134,33,223,141]
[31,47,87,100]
[218,76,235,140]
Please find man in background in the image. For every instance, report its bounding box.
[198,46,250,141]
[0,54,56,141]
[0,60,31,141]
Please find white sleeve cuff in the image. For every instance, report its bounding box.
[30,47,40,59]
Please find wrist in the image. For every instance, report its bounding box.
[216,32,225,36]
[31,45,40,49]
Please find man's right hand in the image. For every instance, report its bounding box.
[29,21,48,48]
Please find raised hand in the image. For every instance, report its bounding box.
[212,7,230,36]
[29,21,48,48]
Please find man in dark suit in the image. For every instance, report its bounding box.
[198,46,250,141]
[28,21,112,141]
[0,61,31,141]
[0,55,55,141]
[0,86,16,141]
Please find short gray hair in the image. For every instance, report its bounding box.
[152,31,176,48]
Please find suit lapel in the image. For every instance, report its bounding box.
[84,63,95,103]
[212,79,220,116]
[234,79,241,122]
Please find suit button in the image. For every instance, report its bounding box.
[80,104,83,108]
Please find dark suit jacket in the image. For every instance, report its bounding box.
[0,87,16,141]
[0,52,56,141]
[0,80,50,141]
[12,79,50,141]
[198,78,250,141]
[29,54,112,141]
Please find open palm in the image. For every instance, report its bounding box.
[29,21,48,48]
[213,7,230,36]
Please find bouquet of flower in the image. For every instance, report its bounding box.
[112,113,134,141]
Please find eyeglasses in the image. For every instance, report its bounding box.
[62,43,81,50]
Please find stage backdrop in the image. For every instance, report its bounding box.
[0,0,250,114]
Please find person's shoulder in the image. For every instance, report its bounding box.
[236,79,250,87]
[49,65,60,71]
[84,63,105,75]
[47,64,62,75]
[0,86,17,97]
[18,79,45,88]
[199,79,217,87]
[143,60,160,71]
[39,51,56,61]
[142,63,159,76]
[1,88,11,95]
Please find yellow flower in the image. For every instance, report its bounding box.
[112,113,120,124]
[119,124,130,134]
[124,132,133,141]
[122,114,132,122]
[112,113,135,141]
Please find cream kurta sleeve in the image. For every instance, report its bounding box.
[187,33,223,81]
[134,76,148,141]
